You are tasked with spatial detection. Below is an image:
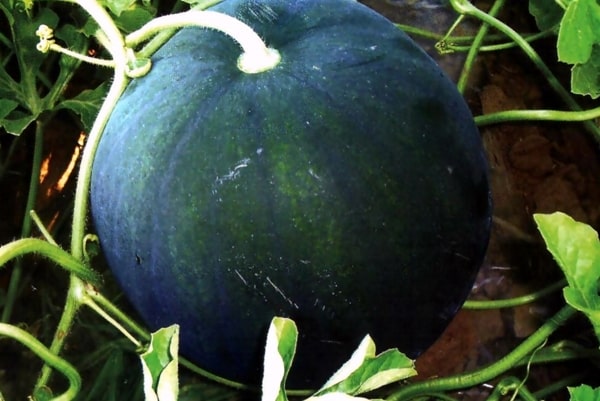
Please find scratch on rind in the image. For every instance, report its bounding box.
[240,0,278,24]
[266,276,299,309]
[234,269,248,286]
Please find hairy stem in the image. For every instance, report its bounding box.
[70,66,129,260]
[0,238,101,284]
[136,0,224,59]
[456,0,506,93]
[126,10,280,73]
[84,290,150,342]
[1,121,44,323]
[35,276,86,393]
[386,305,577,401]
[0,323,81,401]
[61,0,127,66]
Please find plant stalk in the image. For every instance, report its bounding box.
[1,121,44,323]
[386,305,577,401]
[0,323,81,401]
[449,0,600,139]
[456,0,506,93]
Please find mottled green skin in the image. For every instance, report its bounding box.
[91,0,491,387]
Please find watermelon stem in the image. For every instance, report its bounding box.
[35,24,117,68]
[62,0,128,67]
[125,10,281,73]
[0,323,82,401]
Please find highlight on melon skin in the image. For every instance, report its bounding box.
[89,0,491,388]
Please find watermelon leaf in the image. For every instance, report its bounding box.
[568,385,600,401]
[57,82,109,132]
[570,45,600,99]
[261,317,297,401]
[309,335,416,399]
[1,109,37,136]
[534,212,600,339]
[557,0,600,64]
[528,0,563,32]
[140,324,179,401]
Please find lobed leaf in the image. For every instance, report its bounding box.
[568,384,600,401]
[57,83,109,132]
[1,109,36,135]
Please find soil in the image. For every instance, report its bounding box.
[1,1,600,400]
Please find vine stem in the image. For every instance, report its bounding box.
[386,305,577,401]
[70,65,129,260]
[126,10,281,73]
[463,279,566,309]
[0,323,82,401]
[475,106,600,126]
[34,58,130,395]
[456,0,506,93]
[0,238,101,284]
[136,0,224,59]
[34,64,130,392]
[36,276,86,392]
[62,0,127,67]
[1,121,44,323]
[84,290,151,342]
[449,0,600,139]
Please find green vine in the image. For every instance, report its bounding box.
[387,305,578,401]
[463,279,566,309]
[448,0,600,139]
[0,323,82,401]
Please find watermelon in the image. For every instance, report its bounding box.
[90,0,492,388]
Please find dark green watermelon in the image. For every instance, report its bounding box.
[91,0,491,388]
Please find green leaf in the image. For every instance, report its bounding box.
[528,0,563,32]
[261,317,297,401]
[310,336,416,398]
[0,67,21,100]
[557,0,600,64]
[534,212,600,338]
[1,109,36,135]
[57,82,109,131]
[98,0,156,32]
[55,23,89,74]
[114,6,155,33]
[0,99,18,119]
[12,7,59,76]
[100,0,134,16]
[568,384,600,401]
[140,324,179,401]
[570,44,600,98]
